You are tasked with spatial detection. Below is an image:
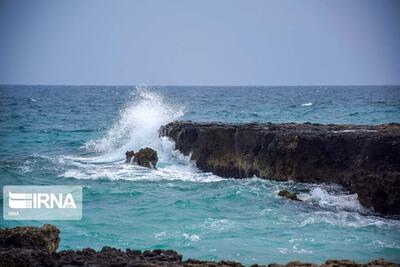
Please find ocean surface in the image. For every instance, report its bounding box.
[1,85,400,264]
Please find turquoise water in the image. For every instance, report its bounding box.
[1,85,400,264]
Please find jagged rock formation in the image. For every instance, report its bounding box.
[160,121,400,215]
[0,225,398,267]
[134,147,158,168]
[0,224,59,266]
[125,147,158,168]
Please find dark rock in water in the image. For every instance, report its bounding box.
[125,150,135,163]
[279,190,300,201]
[125,148,158,168]
[0,225,398,267]
[133,147,158,168]
[160,121,400,215]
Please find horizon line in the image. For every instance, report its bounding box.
[1,83,400,87]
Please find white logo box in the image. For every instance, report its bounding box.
[3,186,82,220]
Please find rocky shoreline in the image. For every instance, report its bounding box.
[160,121,400,215]
[0,225,398,267]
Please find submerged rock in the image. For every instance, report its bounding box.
[160,121,400,215]
[279,190,300,201]
[0,225,398,267]
[133,147,158,168]
[125,150,135,163]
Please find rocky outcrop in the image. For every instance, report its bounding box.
[0,224,59,253]
[125,150,135,163]
[0,225,398,267]
[0,224,59,267]
[278,190,300,201]
[133,147,158,168]
[125,147,158,168]
[160,121,400,215]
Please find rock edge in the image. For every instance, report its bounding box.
[0,225,398,267]
[160,121,400,215]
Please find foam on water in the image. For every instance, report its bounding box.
[298,187,367,213]
[61,87,223,183]
[60,158,224,183]
[3,85,400,264]
[297,210,400,229]
[301,102,313,106]
[84,86,184,162]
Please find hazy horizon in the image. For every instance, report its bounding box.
[1,0,400,86]
[1,84,400,87]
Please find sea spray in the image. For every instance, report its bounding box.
[298,187,367,213]
[2,85,400,264]
[60,87,225,182]
[84,86,184,162]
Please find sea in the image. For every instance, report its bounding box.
[0,85,400,264]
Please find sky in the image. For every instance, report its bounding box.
[0,0,399,86]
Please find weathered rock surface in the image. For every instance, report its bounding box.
[0,225,398,267]
[160,121,400,215]
[133,147,158,168]
[0,224,60,267]
[125,148,158,168]
[278,190,300,201]
[0,224,59,253]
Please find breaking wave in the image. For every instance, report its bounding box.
[298,187,367,213]
[83,86,184,162]
[59,86,224,183]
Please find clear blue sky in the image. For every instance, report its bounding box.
[0,0,399,86]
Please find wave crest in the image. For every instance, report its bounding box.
[298,187,367,213]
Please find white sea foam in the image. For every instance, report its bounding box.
[183,233,200,242]
[298,210,400,229]
[368,240,400,249]
[61,136,224,182]
[201,218,235,232]
[19,160,34,173]
[301,102,313,106]
[298,187,366,212]
[155,231,166,240]
[83,86,184,162]
[60,162,224,183]
[60,87,224,183]
[332,129,378,133]
[277,246,313,255]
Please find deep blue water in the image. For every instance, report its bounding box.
[1,85,400,264]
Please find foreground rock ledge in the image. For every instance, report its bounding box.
[160,121,400,215]
[0,225,398,267]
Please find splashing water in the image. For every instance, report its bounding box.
[61,87,224,182]
[298,187,367,213]
[84,87,184,162]
[2,85,400,264]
